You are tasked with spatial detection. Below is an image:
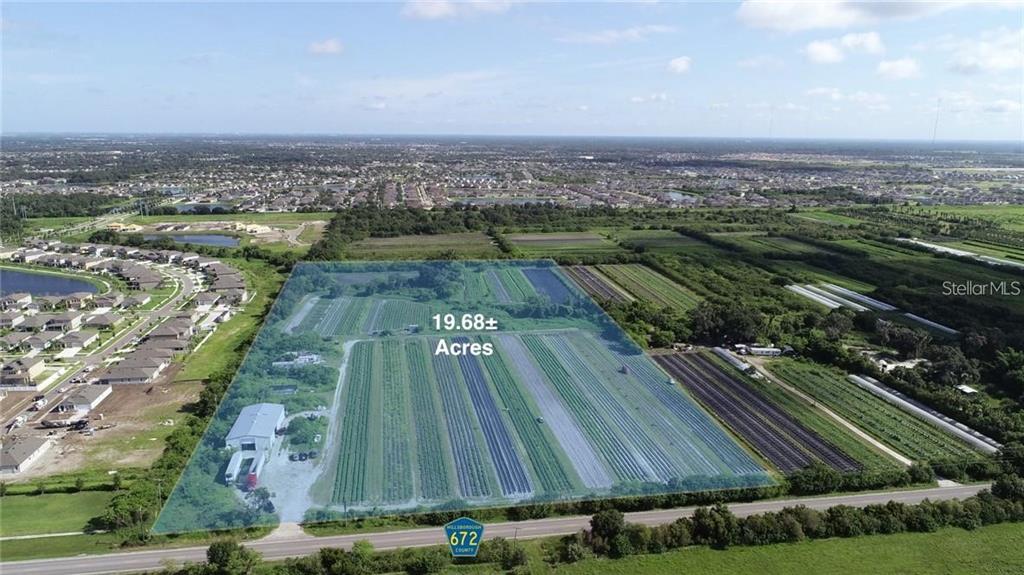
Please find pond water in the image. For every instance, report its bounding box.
[0,268,98,296]
[143,234,240,247]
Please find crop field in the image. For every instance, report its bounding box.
[157,261,772,531]
[613,229,704,252]
[944,239,1024,261]
[346,232,501,259]
[563,266,633,303]
[768,360,980,461]
[655,353,861,473]
[507,232,624,256]
[597,264,701,309]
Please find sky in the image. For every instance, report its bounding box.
[2,1,1023,140]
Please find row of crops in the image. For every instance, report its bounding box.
[656,353,861,474]
[769,360,980,461]
[563,266,633,304]
[328,330,771,510]
[596,264,701,309]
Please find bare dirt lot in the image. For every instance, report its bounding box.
[12,368,202,480]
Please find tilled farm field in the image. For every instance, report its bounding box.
[156,261,773,532]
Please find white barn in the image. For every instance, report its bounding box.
[225,403,285,454]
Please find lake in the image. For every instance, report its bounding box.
[143,234,240,247]
[0,268,98,296]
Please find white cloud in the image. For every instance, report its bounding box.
[736,1,963,32]
[877,58,920,79]
[805,40,845,63]
[840,31,884,54]
[400,1,515,20]
[308,38,344,55]
[558,24,674,45]
[805,31,884,64]
[983,99,1022,114]
[577,104,590,112]
[942,27,1024,74]
[806,87,843,101]
[806,87,891,111]
[667,56,691,74]
[630,92,669,104]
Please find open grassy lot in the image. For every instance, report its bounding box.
[525,523,1024,575]
[347,232,501,259]
[175,258,284,382]
[0,491,113,536]
[20,216,94,233]
[931,205,1024,232]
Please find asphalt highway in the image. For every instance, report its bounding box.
[2,483,988,575]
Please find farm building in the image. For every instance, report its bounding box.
[0,436,52,474]
[226,403,285,453]
[223,403,285,485]
[748,346,783,357]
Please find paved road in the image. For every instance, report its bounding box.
[2,483,988,575]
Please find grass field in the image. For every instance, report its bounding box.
[525,523,1024,575]
[931,205,1024,232]
[19,216,94,233]
[346,232,501,259]
[175,258,284,381]
[0,491,113,536]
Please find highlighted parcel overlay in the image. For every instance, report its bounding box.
[153,261,771,534]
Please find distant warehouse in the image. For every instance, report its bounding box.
[223,403,286,489]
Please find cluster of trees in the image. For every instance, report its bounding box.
[307,204,705,260]
[1,192,124,239]
[554,474,1024,564]
[156,535,528,575]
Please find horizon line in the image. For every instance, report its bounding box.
[2,132,1022,145]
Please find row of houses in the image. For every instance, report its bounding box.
[0,329,102,354]
[5,241,248,304]
[97,314,198,385]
